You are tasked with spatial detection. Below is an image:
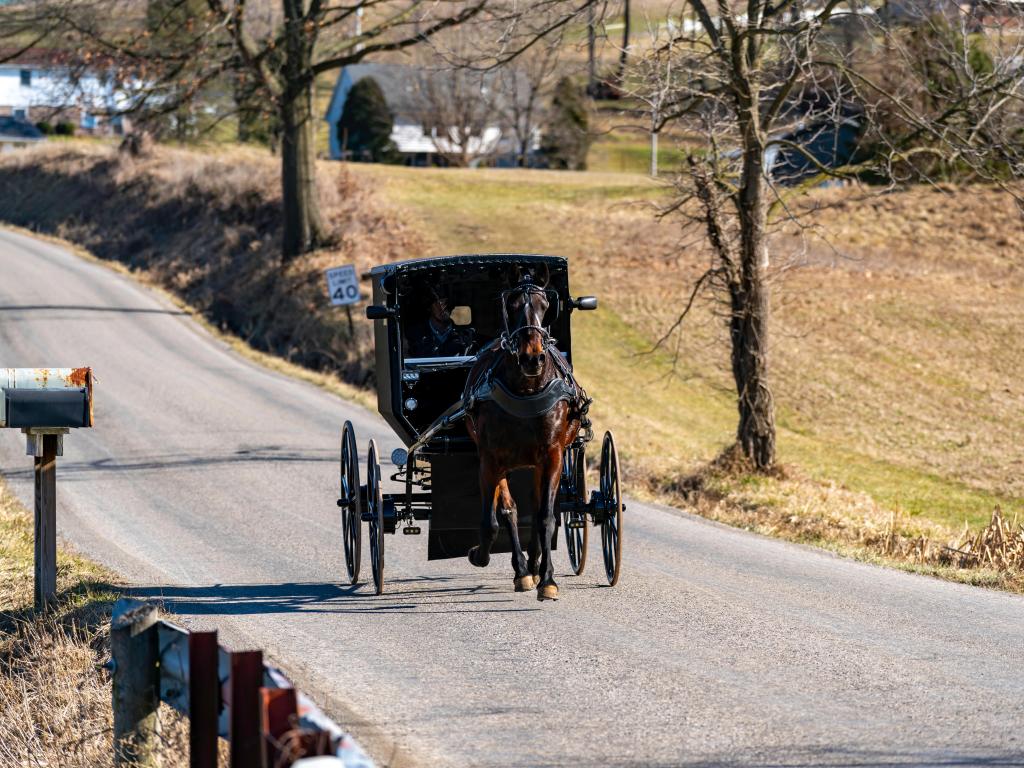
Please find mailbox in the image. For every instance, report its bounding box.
[0,367,94,611]
[0,368,94,429]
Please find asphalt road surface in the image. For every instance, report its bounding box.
[1,228,1022,768]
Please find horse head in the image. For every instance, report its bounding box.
[502,266,552,379]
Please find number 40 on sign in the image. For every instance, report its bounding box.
[325,265,361,306]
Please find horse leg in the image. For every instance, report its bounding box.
[527,518,541,584]
[468,460,500,568]
[495,478,532,591]
[536,449,562,601]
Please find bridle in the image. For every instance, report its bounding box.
[499,280,558,360]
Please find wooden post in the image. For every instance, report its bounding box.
[189,631,220,768]
[112,600,161,767]
[34,433,58,611]
[230,650,265,768]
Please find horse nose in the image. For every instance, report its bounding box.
[526,352,545,371]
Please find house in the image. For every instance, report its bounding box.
[324,63,538,166]
[0,115,45,152]
[0,49,131,135]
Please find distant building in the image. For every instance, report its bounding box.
[0,115,45,152]
[0,49,131,135]
[324,63,538,166]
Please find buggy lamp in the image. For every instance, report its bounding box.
[391,448,409,467]
[404,397,418,411]
[573,296,598,311]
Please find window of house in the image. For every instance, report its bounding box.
[13,108,26,119]
[20,70,31,87]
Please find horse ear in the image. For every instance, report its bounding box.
[537,263,550,288]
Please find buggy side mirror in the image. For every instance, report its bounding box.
[573,296,598,311]
[366,305,394,320]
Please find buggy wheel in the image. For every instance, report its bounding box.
[366,439,385,595]
[561,445,588,576]
[339,421,361,584]
[599,431,623,587]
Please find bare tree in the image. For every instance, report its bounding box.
[497,36,564,166]
[628,0,1024,469]
[413,47,505,167]
[52,0,598,259]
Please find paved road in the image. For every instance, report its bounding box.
[1,228,1022,767]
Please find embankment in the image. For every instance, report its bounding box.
[0,142,422,386]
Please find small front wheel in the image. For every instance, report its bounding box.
[599,431,622,587]
[366,439,385,595]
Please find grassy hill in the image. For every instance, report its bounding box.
[350,163,1024,535]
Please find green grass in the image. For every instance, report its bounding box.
[587,136,682,175]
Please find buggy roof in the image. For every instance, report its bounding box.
[369,254,568,279]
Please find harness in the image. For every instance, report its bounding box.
[463,279,593,434]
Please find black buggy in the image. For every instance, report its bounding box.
[337,254,623,594]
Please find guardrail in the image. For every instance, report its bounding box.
[111,599,373,768]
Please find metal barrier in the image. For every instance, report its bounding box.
[1,367,94,609]
[111,599,373,768]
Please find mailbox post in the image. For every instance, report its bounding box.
[1,368,94,610]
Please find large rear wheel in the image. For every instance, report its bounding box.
[561,445,588,576]
[338,421,361,584]
[599,431,622,587]
[366,439,385,595]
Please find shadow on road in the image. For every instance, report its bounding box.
[127,577,542,616]
[2,446,336,480]
[669,751,1024,768]
[0,304,187,316]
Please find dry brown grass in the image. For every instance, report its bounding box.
[0,477,194,767]
[653,447,1024,592]
[0,141,424,387]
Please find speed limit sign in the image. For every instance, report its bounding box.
[325,265,361,306]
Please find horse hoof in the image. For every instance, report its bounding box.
[514,575,536,592]
[536,584,559,601]
[468,547,489,568]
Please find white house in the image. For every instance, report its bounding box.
[324,63,537,166]
[0,49,131,134]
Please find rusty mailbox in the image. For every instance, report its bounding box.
[1,367,94,610]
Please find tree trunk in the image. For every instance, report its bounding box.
[280,1,325,261]
[730,109,776,469]
[617,0,631,84]
[280,83,324,260]
[587,5,597,96]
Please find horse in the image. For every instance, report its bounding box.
[463,269,588,601]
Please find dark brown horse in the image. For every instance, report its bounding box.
[464,271,585,601]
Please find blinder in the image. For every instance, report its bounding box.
[499,280,560,358]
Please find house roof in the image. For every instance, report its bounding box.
[330,62,527,123]
[0,116,44,141]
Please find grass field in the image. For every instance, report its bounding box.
[349,163,1024,536]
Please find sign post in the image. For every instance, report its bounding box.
[1,368,94,610]
[324,265,362,337]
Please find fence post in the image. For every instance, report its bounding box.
[231,650,265,768]
[111,599,160,767]
[32,432,59,610]
[189,630,220,768]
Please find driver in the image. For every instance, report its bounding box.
[404,286,475,357]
